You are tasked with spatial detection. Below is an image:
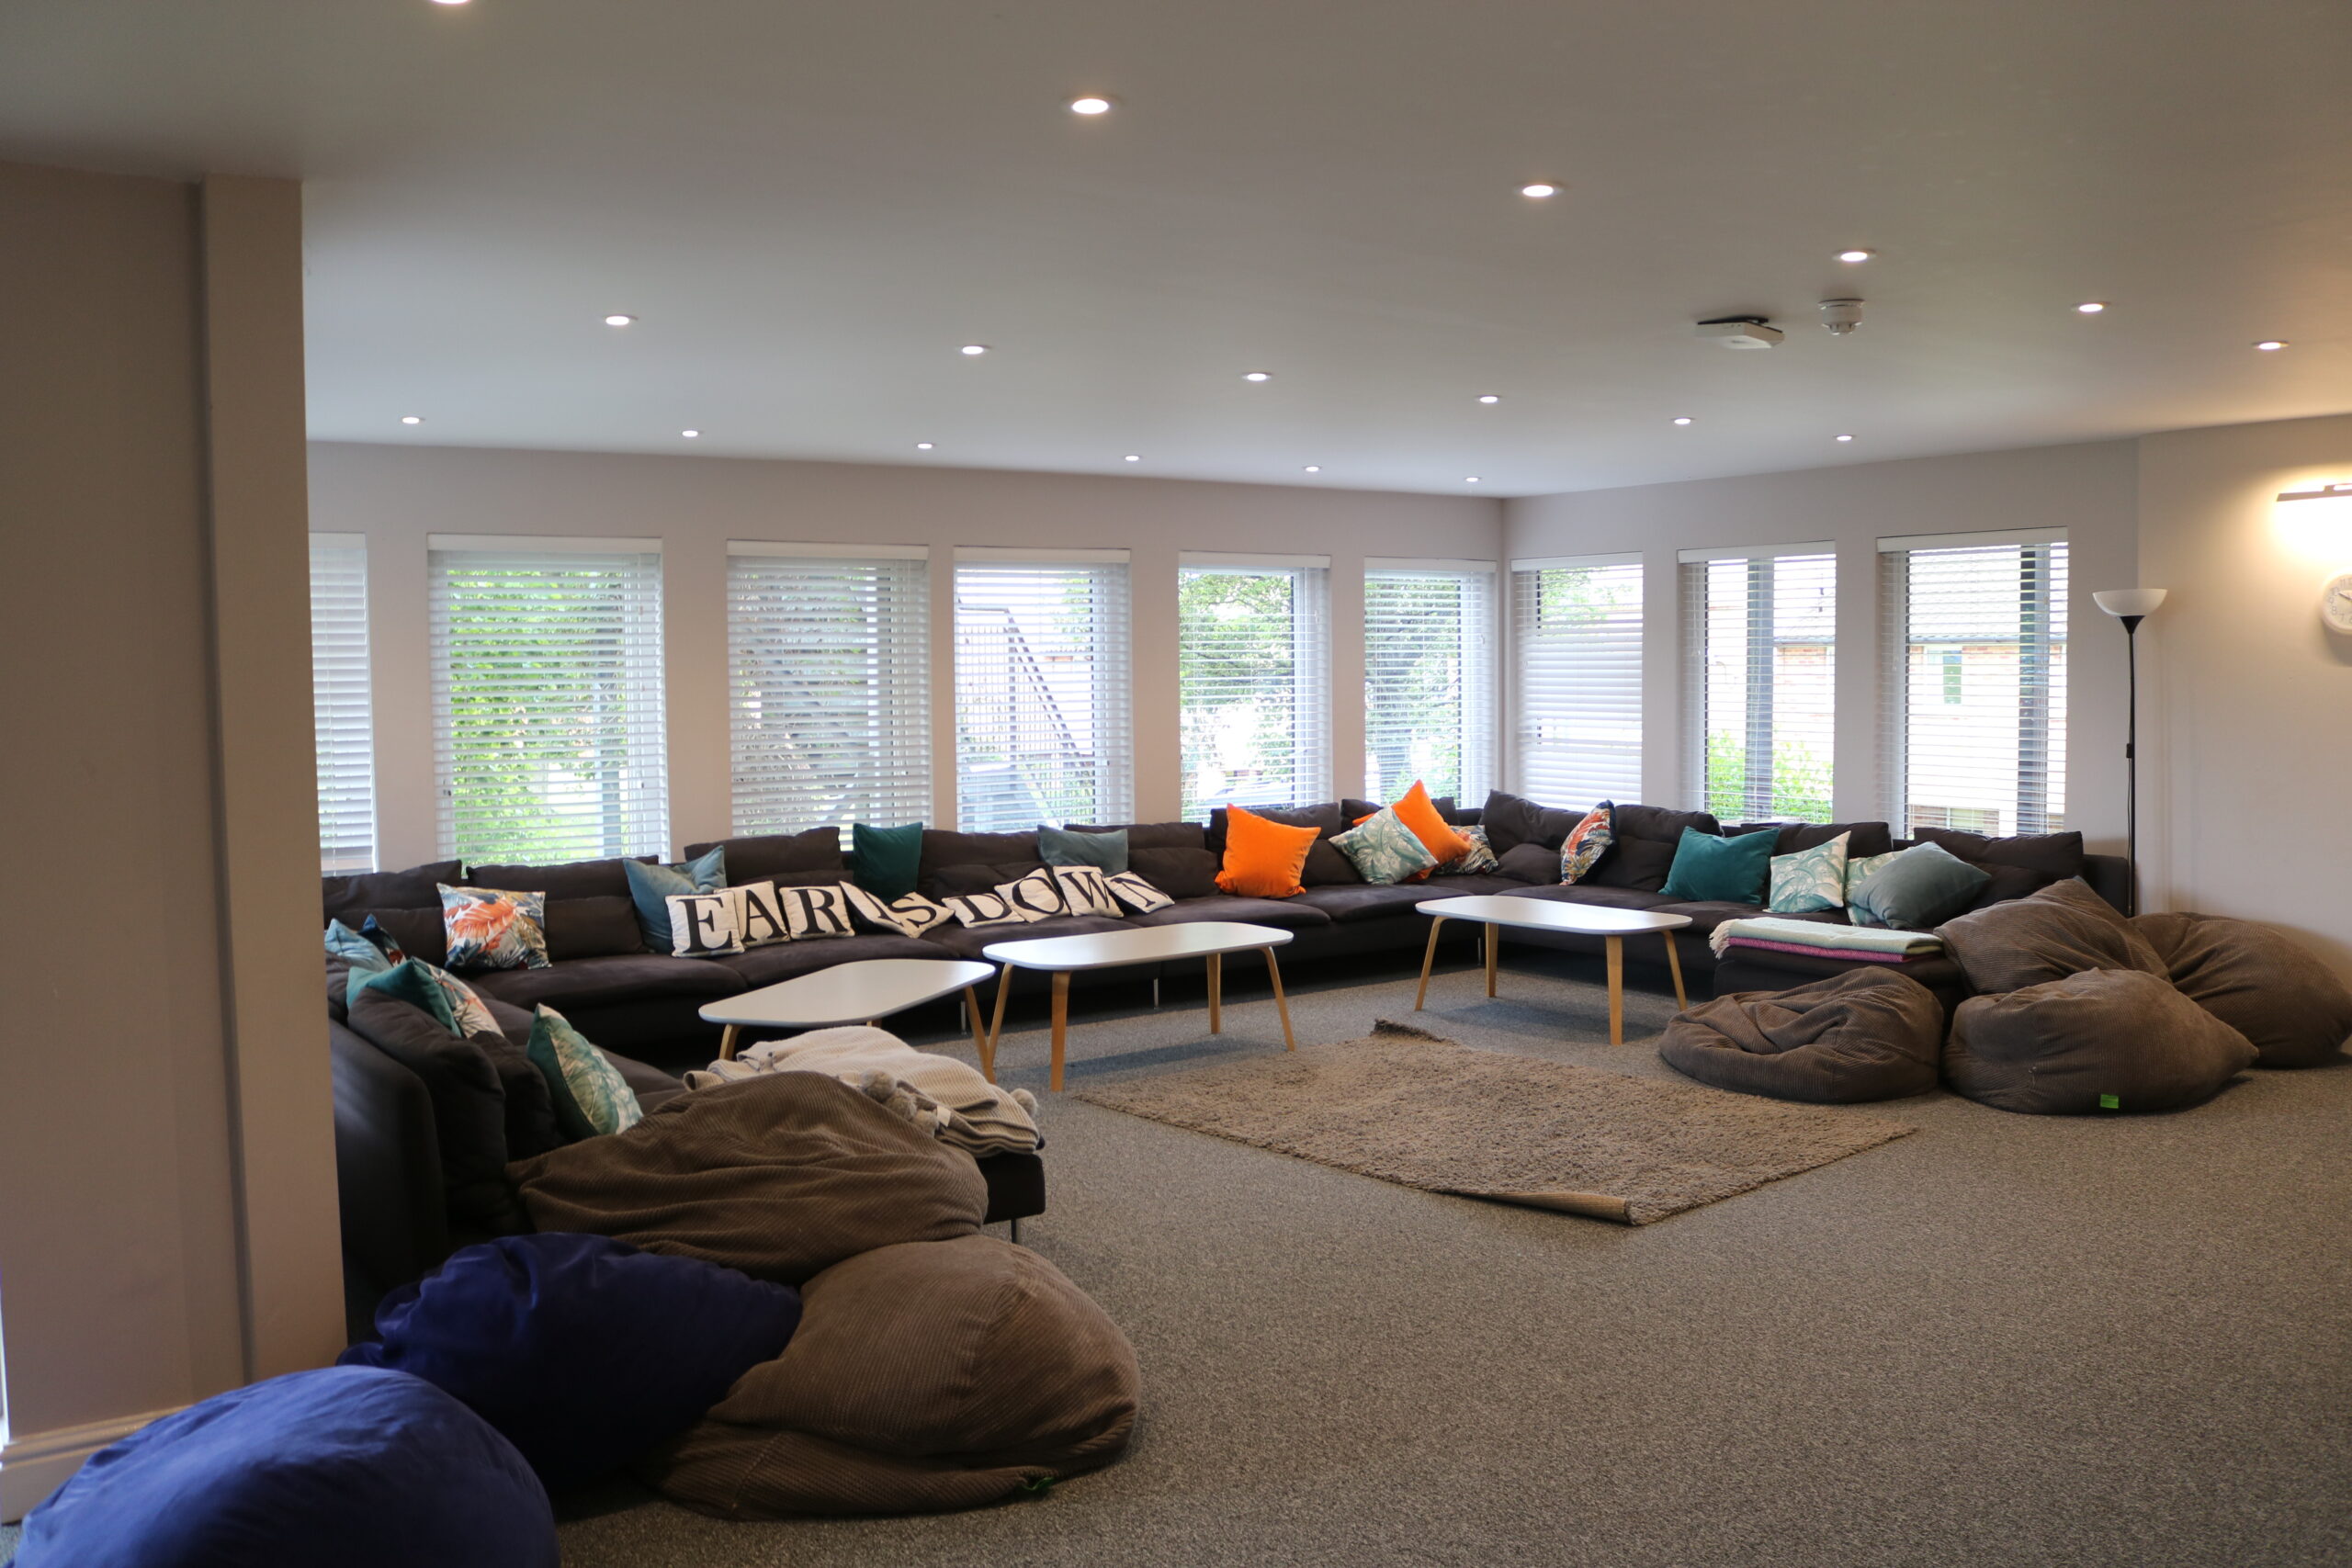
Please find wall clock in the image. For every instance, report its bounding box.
[2325,572,2352,635]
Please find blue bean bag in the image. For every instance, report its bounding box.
[341,1232,802,1489]
[15,1367,554,1568]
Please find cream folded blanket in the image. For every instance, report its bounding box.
[1709,917,1946,959]
[684,1026,1040,1158]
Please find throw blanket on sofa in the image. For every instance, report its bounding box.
[684,1028,1042,1159]
[1710,917,1945,960]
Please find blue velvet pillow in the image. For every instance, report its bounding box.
[15,1366,556,1568]
[622,846,726,953]
[1849,841,1994,930]
[1040,823,1129,874]
[339,1233,801,1490]
[1658,825,1777,904]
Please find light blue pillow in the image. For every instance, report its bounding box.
[1332,807,1440,886]
[623,847,726,953]
[1848,842,1993,930]
[526,1006,644,1142]
[1768,832,1850,914]
[1040,824,1128,874]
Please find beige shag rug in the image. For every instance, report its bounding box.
[1073,1021,1917,1224]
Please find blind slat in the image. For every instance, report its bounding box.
[1366,568,1496,804]
[1682,553,1836,820]
[311,536,378,874]
[1513,559,1643,809]
[1179,564,1331,818]
[955,560,1133,830]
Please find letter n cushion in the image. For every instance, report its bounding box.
[14,1366,557,1568]
[642,1235,1139,1517]
[1658,968,1943,1104]
[1942,968,2257,1114]
[2132,910,2352,1068]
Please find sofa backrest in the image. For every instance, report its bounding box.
[682,827,846,886]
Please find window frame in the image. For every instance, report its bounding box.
[1176,552,1333,819]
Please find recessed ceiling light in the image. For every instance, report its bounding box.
[1303,465,1321,473]
[1068,96,1114,116]
[2075,301,2107,314]
[429,1,469,6]
[1671,416,1693,426]
[915,441,934,450]
[1835,434,1855,442]
[400,415,423,424]
[960,344,989,355]
[682,429,700,438]
[604,313,635,327]
[1465,476,1481,484]
[1123,454,1141,462]
[2255,340,2289,351]
[1520,183,1558,198]
[1242,370,1272,382]
[1837,248,1875,264]
[1477,394,1500,404]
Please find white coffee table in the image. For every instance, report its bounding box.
[698,957,998,1062]
[1413,895,1691,1044]
[981,921,1296,1091]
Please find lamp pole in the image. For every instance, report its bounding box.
[2093,589,2167,917]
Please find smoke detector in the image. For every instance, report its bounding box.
[1695,316,1783,349]
[1819,299,1865,335]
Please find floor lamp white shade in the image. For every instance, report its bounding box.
[2094,588,2169,618]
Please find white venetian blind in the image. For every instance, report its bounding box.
[1364,560,1497,804]
[955,550,1133,830]
[728,544,932,837]
[309,533,378,874]
[428,537,670,864]
[1178,554,1332,818]
[1680,546,1837,821]
[1511,555,1643,808]
[1880,531,2069,836]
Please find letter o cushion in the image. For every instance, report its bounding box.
[1658,967,1944,1103]
[2132,910,2352,1069]
[339,1234,803,1490]
[14,1367,556,1568]
[641,1235,1140,1517]
[1943,968,2257,1114]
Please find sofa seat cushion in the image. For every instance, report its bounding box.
[1649,899,1778,937]
[718,933,953,988]
[1497,885,1679,913]
[2133,910,2352,1068]
[1943,968,2256,1114]
[469,953,749,1011]
[1661,967,1944,1104]
[1290,884,1440,925]
[921,913,1133,960]
[1129,896,1334,931]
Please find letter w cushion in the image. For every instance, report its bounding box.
[1659,968,1944,1104]
[14,1366,557,1568]
[340,1234,802,1490]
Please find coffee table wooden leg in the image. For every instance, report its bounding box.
[1414,916,1446,1010]
[1605,934,1624,1045]
[1663,931,1689,1011]
[1485,922,1499,998]
[1263,947,1296,1051]
[964,986,990,1066]
[1049,970,1071,1093]
[718,1023,741,1062]
[983,964,1013,1082]
[1207,953,1223,1034]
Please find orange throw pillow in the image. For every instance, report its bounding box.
[1215,806,1320,898]
[1389,781,1471,866]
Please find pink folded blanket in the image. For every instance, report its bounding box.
[1722,937,1926,965]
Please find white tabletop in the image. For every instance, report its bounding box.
[983,920,1294,972]
[698,957,996,1028]
[1415,895,1692,935]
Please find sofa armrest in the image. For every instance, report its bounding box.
[330,1019,450,1305]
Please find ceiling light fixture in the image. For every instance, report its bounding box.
[604,314,635,327]
[1068,96,1114,116]
[401,415,423,425]
[1304,465,1321,473]
[1671,416,1693,426]
[1835,434,1855,442]
[1123,454,1141,462]
[960,344,989,355]
[1837,248,1875,263]
[915,442,934,450]
[2075,301,2107,314]
[1477,394,1500,404]
[2256,340,2289,351]
[1520,183,1557,198]
[1465,476,1481,484]
[1242,370,1272,382]
[682,429,700,438]
[429,1,469,6]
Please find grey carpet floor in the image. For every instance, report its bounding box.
[7,950,2348,1566]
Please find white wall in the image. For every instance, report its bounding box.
[1501,440,2142,846]
[2138,414,2352,979]
[306,443,1504,866]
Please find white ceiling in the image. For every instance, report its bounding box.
[4,0,2348,496]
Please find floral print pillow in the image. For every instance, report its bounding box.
[1333,807,1441,886]
[1439,825,1500,875]
[1769,831,1852,914]
[1559,803,1616,884]
[438,884,551,972]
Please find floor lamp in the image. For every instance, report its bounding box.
[2092,588,2166,915]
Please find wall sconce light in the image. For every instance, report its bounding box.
[2277,481,2352,502]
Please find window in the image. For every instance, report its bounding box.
[1177,554,1331,818]
[429,537,669,864]
[728,544,931,837]
[309,534,377,874]
[1363,561,1497,804]
[1511,556,1643,808]
[955,550,1133,830]
[1881,531,2068,836]
[1681,547,1837,820]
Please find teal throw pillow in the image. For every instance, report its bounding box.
[624,847,726,952]
[326,919,394,1006]
[850,821,925,901]
[1332,807,1440,886]
[1768,832,1851,914]
[525,1005,645,1142]
[1848,842,1992,930]
[1658,826,1776,905]
[354,957,502,1039]
[1039,824,1128,875]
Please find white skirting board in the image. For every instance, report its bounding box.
[1,1405,181,1521]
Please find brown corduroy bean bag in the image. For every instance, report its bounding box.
[642,1235,1141,1517]
[508,1072,988,1283]
[1943,968,2256,1114]
[1934,876,2165,996]
[1659,967,1944,1103]
[2132,911,2352,1069]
